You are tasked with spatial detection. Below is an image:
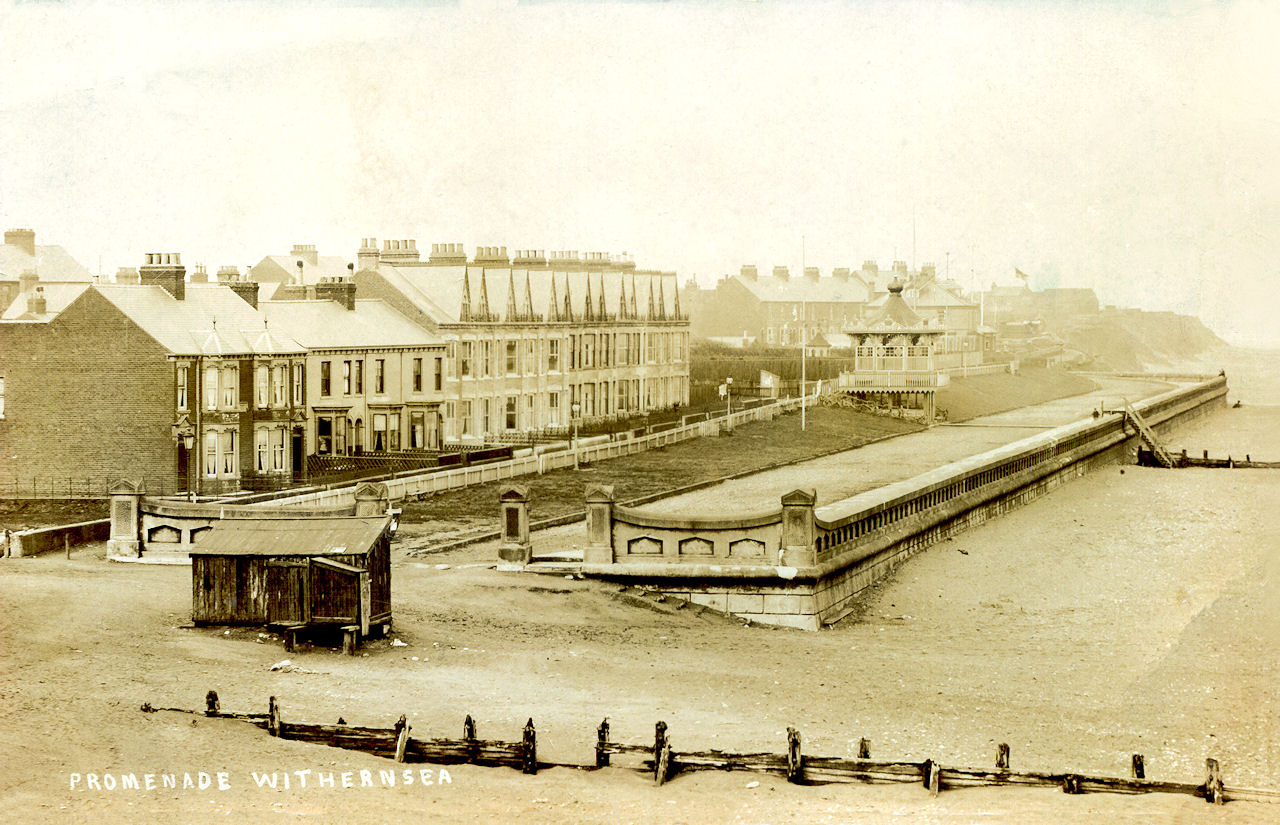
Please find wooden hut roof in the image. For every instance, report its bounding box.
[189,516,390,557]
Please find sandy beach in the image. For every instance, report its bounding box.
[1,391,1277,824]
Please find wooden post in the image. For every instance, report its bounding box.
[996,742,1010,770]
[394,715,410,763]
[463,715,478,763]
[654,721,668,782]
[656,742,671,786]
[1131,753,1145,779]
[1205,758,1224,805]
[64,534,71,559]
[786,727,803,783]
[924,760,941,797]
[1062,774,1082,794]
[522,718,537,775]
[596,718,611,768]
[205,690,219,716]
[268,696,280,737]
[858,738,871,760]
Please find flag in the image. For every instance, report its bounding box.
[1015,268,1029,282]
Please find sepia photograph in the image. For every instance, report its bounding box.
[1,1,1277,822]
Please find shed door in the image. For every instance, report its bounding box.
[266,561,309,624]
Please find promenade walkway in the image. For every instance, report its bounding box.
[515,375,1175,559]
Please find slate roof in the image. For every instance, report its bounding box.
[188,515,390,557]
[252,253,352,285]
[259,299,445,350]
[728,271,871,304]
[0,243,94,282]
[369,263,682,325]
[1,283,91,321]
[91,284,305,356]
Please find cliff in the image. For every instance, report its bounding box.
[1056,309,1228,372]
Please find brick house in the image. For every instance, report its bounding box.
[0,253,306,497]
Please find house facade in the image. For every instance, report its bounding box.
[259,283,448,460]
[349,241,690,443]
[0,253,307,497]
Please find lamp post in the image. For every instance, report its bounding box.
[571,401,581,470]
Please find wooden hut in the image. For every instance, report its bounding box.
[190,514,392,647]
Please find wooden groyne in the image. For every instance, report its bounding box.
[141,692,1279,806]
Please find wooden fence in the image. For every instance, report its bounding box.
[257,394,814,509]
[141,693,1278,806]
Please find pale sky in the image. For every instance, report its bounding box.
[2,0,1277,344]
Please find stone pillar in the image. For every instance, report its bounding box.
[354,482,390,517]
[107,479,145,559]
[497,484,531,570]
[779,488,817,567]
[584,484,616,565]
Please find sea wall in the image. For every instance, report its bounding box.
[580,376,1228,629]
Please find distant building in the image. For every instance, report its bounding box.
[0,253,307,496]
[0,227,94,313]
[693,260,982,363]
[250,244,353,301]
[693,264,872,345]
[258,287,448,458]
[350,240,690,443]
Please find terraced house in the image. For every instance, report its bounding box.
[349,240,690,443]
[258,281,448,467]
[0,253,306,497]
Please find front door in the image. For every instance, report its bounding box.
[291,430,304,480]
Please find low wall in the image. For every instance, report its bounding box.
[580,376,1228,629]
[6,519,110,558]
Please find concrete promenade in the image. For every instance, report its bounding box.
[527,375,1175,557]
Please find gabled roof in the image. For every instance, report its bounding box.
[1,283,91,321]
[252,253,352,285]
[188,515,390,557]
[0,244,94,282]
[911,281,975,308]
[259,299,445,350]
[90,284,305,356]
[369,263,681,324]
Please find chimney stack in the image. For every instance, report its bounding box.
[772,265,790,281]
[316,276,356,311]
[139,252,186,300]
[222,269,260,309]
[291,244,319,266]
[29,286,46,315]
[357,238,380,271]
[190,263,208,283]
[4,228,35,257]
[18,269,39,294]
[740,265,758,281]
[115,267,140,284]
[428,242,467,265]
[804,266,820,282]
[381,239,421,265]
[833,267,851,282]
